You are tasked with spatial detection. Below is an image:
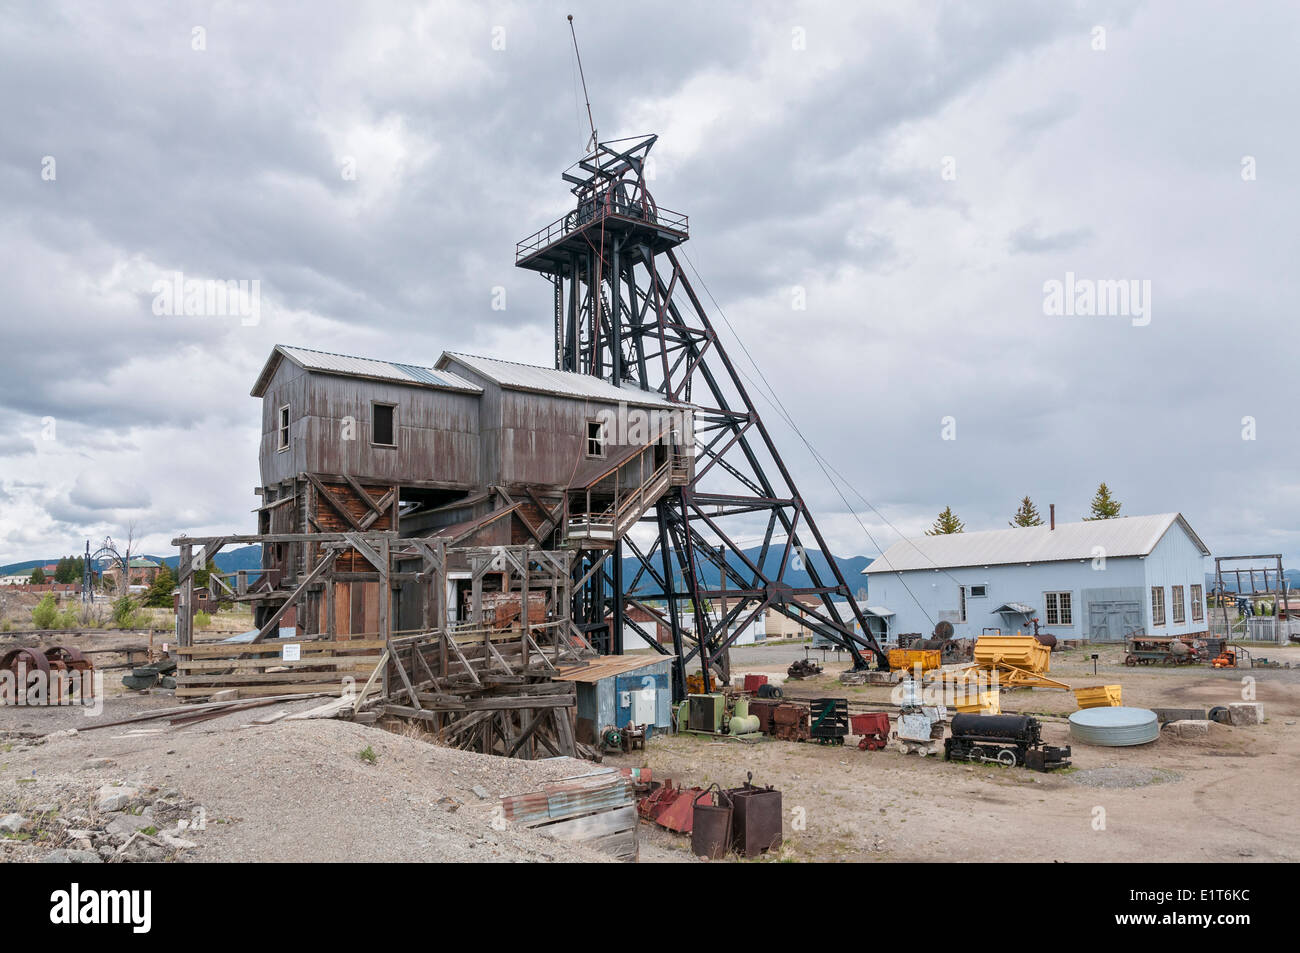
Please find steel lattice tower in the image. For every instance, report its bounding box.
[516,135,887,698]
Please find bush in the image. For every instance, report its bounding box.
[31,594,59,629]
[111,595,141,627]
[194,610,212,629]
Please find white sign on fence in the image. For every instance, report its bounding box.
[281,643,301,662]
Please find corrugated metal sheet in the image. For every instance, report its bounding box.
[439,352,680,408]
[862,513,1208,575]
[252,345,483,396]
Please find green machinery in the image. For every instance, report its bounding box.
[674,693,760,738]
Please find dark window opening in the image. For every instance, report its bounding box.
[372,403,396,446]
[586,420,605,458]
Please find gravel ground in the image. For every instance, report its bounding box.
[0,697,683,863]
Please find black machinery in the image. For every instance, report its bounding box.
[943,713,1071,772]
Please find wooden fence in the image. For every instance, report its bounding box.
[175,637,384,700]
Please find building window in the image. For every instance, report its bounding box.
[1044,591,1072,626]
[969,584,987,598]
[1191,584,1204,622]
[957,586,967,623]
[586,419,605,458]
[277,404,290,451]
[371,402,396,447]
[1151,586,1165,627]
[1171,585,1185,624]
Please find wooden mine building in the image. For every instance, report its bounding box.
[248,344,692,642]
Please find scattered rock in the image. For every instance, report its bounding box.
[159,831,198,850]
[471,785,491,800]
[1166,719,1213,738]
[105,814,155,838]
[1228,703,1264,726]
[0,813,25,833]
[82,758,114,771]
[42,848,101,864]
[96,785,139,812]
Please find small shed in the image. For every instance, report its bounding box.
[556,655,674,744]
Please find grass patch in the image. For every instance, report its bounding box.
[359,745,377,765]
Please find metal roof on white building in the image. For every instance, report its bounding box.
[438,352,681,409]
[862,513,1208,575]
[252,345,483,396]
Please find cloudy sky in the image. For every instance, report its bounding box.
[2,0,1297,568]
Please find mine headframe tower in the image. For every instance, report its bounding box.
[516,135,887,698]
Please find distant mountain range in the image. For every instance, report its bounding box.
[1,546,264,576]
[5,547,1297,596]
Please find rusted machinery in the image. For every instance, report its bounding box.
[943,713,1071,771]
[1124,635,1205,667]
[1,646,96,703]
[771,701,811,741]
[642,772,783,859]
[727,774,783,857]
[639,781,711,833]
[787,657,822,679]
[851,712,891,751]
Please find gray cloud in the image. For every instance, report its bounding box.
[1,0,1297,569]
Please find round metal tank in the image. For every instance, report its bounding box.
[1068,707,1160,746]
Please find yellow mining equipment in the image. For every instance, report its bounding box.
[1073,684,1123,709]
[887,647,943,673]
[939,634,1072,691]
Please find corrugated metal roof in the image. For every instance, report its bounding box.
[251,345,483,396]
[862,513,1208,574]
[438,352,681,408]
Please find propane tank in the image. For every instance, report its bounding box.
[729,714,760,736]
[675,700,690,733]
[733,697,749,720]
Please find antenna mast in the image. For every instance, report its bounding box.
[567,15,597,152]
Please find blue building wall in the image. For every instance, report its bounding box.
[867,524,1207,643]
[575,657,674,736]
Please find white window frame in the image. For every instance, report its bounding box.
[585,419,606,458]
[1191,584,1204,622]
[1043,591,1073,626]
[957,586,967,623]
[969,584,988,598]
[1171,585,1185,625]
[1151,586,1166,627]
[277,404,290,452]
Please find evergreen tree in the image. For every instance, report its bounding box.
[143,564,176,608]
[29,566,46,584]
[925,506,965,535]
[1084,482,1122,520]
[1009,496,1045,527]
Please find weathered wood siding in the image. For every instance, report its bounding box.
[258,363,480,488]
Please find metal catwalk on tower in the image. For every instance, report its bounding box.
[516,135,888,698]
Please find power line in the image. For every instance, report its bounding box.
[678,249,949,630]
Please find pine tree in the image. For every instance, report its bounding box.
[925,506,965,535]
[143,564,176,608]
[1084,482,1122,520]
[29,566,46,584]
[1009,496,1045,527]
